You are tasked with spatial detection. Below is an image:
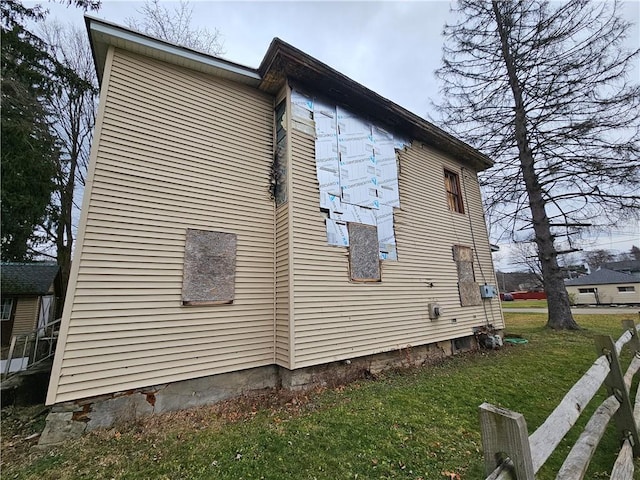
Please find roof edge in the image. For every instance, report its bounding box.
[258,38,494,171]
[85,16,261,87]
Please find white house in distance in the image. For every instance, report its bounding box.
[565,269,640,305]
[40,17,503,442]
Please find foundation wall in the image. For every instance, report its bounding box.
[39,333,492,446]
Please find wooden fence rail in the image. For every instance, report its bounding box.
[480,320,640,480]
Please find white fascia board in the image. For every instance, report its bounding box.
[87,17,261,87]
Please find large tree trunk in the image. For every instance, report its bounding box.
[56,157,76,311]
[492,1,579,329]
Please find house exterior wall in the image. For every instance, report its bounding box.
[47,31,503,409]
[275,204,291,366]
[567,283,640,305]
[47,47,276,405]
[289,127,503,369]
[11,296,40,336]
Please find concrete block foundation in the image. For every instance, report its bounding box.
[39,334,487,446]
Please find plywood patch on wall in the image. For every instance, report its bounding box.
[348,223,381,282]
[182,229,237,305]
[453,245,481,306]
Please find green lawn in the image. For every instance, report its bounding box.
[500,299,548,308]
[3,313,639,480]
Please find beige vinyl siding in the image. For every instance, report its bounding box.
[275,204,290,366]
[567,283,640,305]
[290,132,503,368]
[11,297,39,336]
[48,48,275,404]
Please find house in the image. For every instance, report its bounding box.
[42,18,503,439]
[1,263,61,348]
[602,260,640,280]
[565,268,640,305]
[495,271,543,293]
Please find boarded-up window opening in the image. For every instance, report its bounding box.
[182,229,237,305]
[445,169,465,214]
[348,223,381,282]
[453,245,481,306]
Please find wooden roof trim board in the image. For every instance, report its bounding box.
[85,17,493,172]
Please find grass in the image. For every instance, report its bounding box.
[500,299,548,308]
[3,312,639,480]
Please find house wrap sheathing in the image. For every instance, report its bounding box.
[46,18,504,408]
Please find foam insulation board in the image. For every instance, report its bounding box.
[292,104,313,121]
[291,89,315,134]
[338,134,375,159]
[375,205,398,261]
[379,245,398,261]
[320,192,344,212]
[291,89,314,113]
[375,142,396,159]
[339,154,377,184]
[329,202,377,226]
[348,223,381,282]
[394,136,411,150]
[313,98,337,136]
[326,218,349,246]
[292,88,406,260]
[377,157,400,207]
[337,106,371,136]
[293,118,315,136]
[375,205,396,245]
[372,124,393,141]
[341,178,380,210]
[316,136,339,159]
[316,161,341,197]
[182,229,236,305]
[316,136,340,196]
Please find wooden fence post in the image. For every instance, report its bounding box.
[621,320,640,354]
[594,335,640,457]
[479,403,535,479]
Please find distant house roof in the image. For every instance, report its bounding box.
[565,268,639,286]
[1,263,60,296]
[603,260,640,273]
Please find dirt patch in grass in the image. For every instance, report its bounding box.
[1,404,51,467]
[1,384,341,468]
[116,386,329,436]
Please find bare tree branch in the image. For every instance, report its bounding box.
[126,0,225,55]
[433,0,640,329]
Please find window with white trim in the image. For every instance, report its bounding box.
[1,298,13,321]
[617,286,636,292]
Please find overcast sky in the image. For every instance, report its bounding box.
[35,0,640,267]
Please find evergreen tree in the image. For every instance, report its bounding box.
[1,0,99,262]
[1,1,58,261]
